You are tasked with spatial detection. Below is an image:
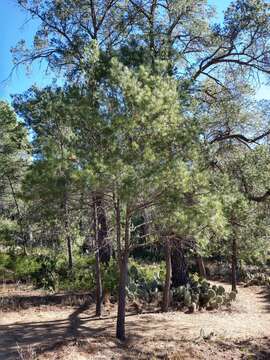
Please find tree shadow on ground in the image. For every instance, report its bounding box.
[1,294,270,359]
[0,292,93,311]
[257,286,270,313]
[0,303,190,360]
[0,303,106,359]
[215,337,270,360]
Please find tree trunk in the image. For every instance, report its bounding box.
[67,233,73,270]
[116,209,130,341]
[29,225,33,247]
[93,200,103,316]
[116,253,128,341]
[162,238,171,312]
[63,189,72,270]
[196,255,206,278]
[171,241,189,287]
[231,237,237,292]
[94,194,111,264]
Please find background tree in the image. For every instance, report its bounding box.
[0,101,30,252]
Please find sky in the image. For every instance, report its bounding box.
[0,0,269,103]
[0,0,49,101]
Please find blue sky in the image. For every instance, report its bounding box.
[0,0,49,101]
[0,0,269,102]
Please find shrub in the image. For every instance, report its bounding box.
[0,252,14,281]
[58,254,95,292]
[102,259,119,295]
[30,255,58,290]
[0,251,96,292]
[0,252,12,269]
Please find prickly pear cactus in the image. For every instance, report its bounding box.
[191,293,199,305]
[172,277,236,312]
[208,288,216,299]
[183,290,192,307]
[216,295,223,305]
[216,285,225,296]
[201,280,210,291]
[229,291,237,301]
[209,300,219,310]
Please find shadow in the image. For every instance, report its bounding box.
[246,338,270,359]
[1,294,270,359]
[257,286,270,313]
[0,302,190,360]
[0,292,93,311]
[215,337,270,360]
[0,303,108,359]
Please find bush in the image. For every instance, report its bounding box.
[0,252,12,269]
[0,251,96,292]
[56,254,95,292]
[0,252,14,281]
[30,255,59,290]
[14,256,41,283]
[102,259,119,295]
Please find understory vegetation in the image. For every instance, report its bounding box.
[1,0,270,347]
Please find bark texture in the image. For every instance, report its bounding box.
[162,238,172,312]
[171,240,189,287]
[116,254,128,340]
[231,237,237,292]
[94,194,111,264]
[93,200,102,316]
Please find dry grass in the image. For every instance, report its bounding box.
[16,344,37,360]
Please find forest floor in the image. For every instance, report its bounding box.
[0,282,270,359]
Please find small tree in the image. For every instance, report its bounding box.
[91,59,198,340]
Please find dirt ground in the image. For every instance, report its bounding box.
[0,283,270,359]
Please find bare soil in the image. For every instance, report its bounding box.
[0,282,270,359]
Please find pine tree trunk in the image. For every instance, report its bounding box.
[67,233,73,270]
[116,253,128,341]
[162,238,171,312]
[171,241,189,287]
[95,251,102,316]
[231,237,237,292]
[196,255,206,278]
[63,189,72,270]
[94,194,111,264]
[116,209,130,341]
[93,200,102,317]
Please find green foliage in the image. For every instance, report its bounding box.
[0,101,30,249]
[14,256,41,283]
[127,260,165,301]
[0,252,12,269]
[0,251,95,291]
[0,251,167,298]
[102,259,119,294]
[51,254,96,292]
